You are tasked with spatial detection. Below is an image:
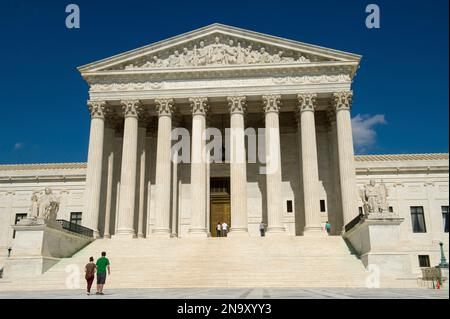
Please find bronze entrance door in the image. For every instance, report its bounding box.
[210,178,231,237]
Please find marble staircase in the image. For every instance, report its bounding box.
[0,236,381,290]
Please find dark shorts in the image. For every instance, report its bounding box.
[97,272,107,285]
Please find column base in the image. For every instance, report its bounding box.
[303,227,327,238]
[266,226,286,237]
[137,233,145,239]
[113,229,136,239]
[152,228,171,238]
[103,234,111,239]
[227,229,249,237]
[187,228,208,238]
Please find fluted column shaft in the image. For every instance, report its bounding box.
[333,92,358,226]
[298,94,324,236]
[103,124,115,238]
[137,125,147,238]
[84,100,106,237]
[228,96,248,235]
[116,100,141,238]
[189,97,208,236]
[153,98,174,236]
[263,95,285,234]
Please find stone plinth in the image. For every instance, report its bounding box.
[344,213,413,283]
[3,219,93,279]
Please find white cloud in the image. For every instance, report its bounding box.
[13,142,24,151]
[352,114,387,153]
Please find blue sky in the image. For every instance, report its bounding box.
[0,0,448,164]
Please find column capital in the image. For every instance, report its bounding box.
[121,99,142,118]
[155,98,175,117]
[297,93,317,113]
[189,97,209,116]
[262,94,282,113]
[228,96,247,114]
[87,100,107,119]
[332,91,353,112]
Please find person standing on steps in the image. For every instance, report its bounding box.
[325,221,331,235]
[84,256,96,295]
[221,221,228,237]
[216,222,222,237]
[96,251,110,295]
[259,221,266,237]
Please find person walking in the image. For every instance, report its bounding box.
[221,222,228,237]
[96,251,110,295]
[84,256,96,295]
[216,222,222,237]
[259,221,266,237]
[325,221,331,235]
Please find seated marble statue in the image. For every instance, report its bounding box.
[29,187,60,222]
[360,180,389,215]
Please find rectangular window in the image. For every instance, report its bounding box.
[410,206,427,233]
[389,206,394,213]
[442,206,449,233]
[13,213,27,239]
[70,212,82,225]
[286,200,293,213]
[320,200,326,212]
[418,255,430,268]
[358,207,363,215]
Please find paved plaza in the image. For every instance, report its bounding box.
[0,288,447,299]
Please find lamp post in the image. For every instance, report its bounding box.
[439,242,448,268]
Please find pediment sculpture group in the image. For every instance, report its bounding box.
[360,180,390,215]
[125,36,311,70]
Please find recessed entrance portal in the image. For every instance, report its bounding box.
[210,177,231,237]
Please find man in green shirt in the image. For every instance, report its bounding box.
[96,251,110,295]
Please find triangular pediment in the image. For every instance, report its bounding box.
[78,24,361,74]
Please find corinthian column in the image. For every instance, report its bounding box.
[262,95,285,235]
[188,97,209,237]
[333,91,358,227]
[84,100,106,238]
[298,94,324,237]
[137,122,147,238]
[116,100,142,238]
[103,118,116,238]
[153,98,175,237]
[227,96,248,236]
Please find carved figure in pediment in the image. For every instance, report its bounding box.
[125,63,136,70]
[271,51,283,63]
[209,36,226,64]
[243,45,254,64]
[168,50,181,67]
[281,56,295,63]
[195,41,208,66]
[224,40,238,64]
[180,47,194,66]
[259,47,271,63]
[236,42,245,64]
[298,55,310,63]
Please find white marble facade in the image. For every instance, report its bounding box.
[0,25,448,275]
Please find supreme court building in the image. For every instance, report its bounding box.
[0,24,448,288]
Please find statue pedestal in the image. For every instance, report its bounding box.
[344,213,414,286]
[3,218,93,279]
